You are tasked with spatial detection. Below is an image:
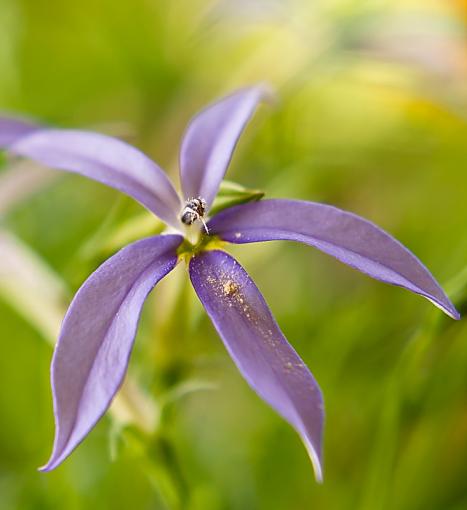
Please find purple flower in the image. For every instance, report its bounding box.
[0,117,38,147]
[1,86,459,480]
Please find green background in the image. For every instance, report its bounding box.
[0,0,466,508]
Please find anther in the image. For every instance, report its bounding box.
[180,197,209,234]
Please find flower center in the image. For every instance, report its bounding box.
[176,232,224,263]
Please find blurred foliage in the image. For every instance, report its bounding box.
[0,0,466,508]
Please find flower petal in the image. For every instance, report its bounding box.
[9,130,182,228]
[0,116,38,147]
[189,250,324,481]
[40,234,183,471]
[209,199,460,320]
[179,85,269,208]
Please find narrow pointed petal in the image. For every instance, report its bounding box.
[9,130,182,228]
[209,199,460,320]
[180,85,269,208]
[40,234,183,472]
[189,250,324,481]
[0,116,38,147]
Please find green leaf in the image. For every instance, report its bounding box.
[209,180,264,216]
